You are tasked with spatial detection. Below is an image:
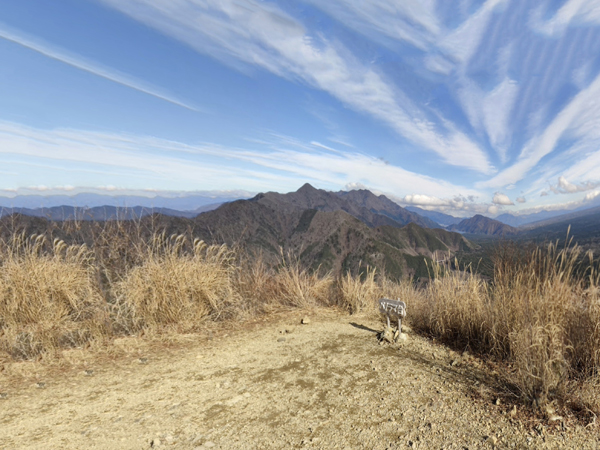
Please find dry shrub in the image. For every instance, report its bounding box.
[509,324,568,403]
[338,267,379,314]
[232,252,278,316]
[494,242,577,401]
[565,261,600,378]
[114,235,238,332]
[88,220,146,301]
[0,234,107,359]
[269,250,333,309]
[9,215,600,414]
[406,238,600,406]
[417,263,489,348]
[569,375,600,418]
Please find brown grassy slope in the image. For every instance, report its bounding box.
[192,204,473,278]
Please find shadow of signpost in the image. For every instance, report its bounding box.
[348,320,512,405]
[349,322,379,334]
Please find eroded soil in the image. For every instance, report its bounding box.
[1,311,598,449]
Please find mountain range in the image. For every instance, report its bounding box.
[252,184,438,229]
[0,184,439,228]
[0,184,475,280]
[5,184,600,242]
[495,210,577,228]
[517,206,600,250]
[0,193,243,211]
[405,206,463,227]
[448,215,518,236]
[0,204,220,221]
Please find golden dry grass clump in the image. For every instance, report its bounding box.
[0,234,106,359]
[232,251,335,314]
[268,250,334,309]
[338,267,379,314]
[412,264,489,350]
[114,235,238,332]
[407,237,600,411]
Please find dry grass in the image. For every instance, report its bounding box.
[232,252,275,316]
[405,238,600,412]
[412,263,489,349]
[269,250,334,309]
[114,235,238,332]
[0,235,107,359]
[338,267,379,314]
[0,229,338,360]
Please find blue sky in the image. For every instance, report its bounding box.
[2,0,600,216]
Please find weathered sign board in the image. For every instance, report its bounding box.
[378,298,407,332]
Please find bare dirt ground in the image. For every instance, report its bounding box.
[1,310,598,450]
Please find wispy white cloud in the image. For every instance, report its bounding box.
[532,0,600,36]
[458,76,518,161]
[481,78,518,160]
[306,0,441,50]
[98,0,494,174]
[317,0,600,204]
[440,0,507,64]
[309,141,344,155]
[478,69,600,188]
[0,121,279,191]
[423,54,454,74]
[327,136,355,148]
[560,150,600,184]
[0,120,482,199]
[0,23,198,111]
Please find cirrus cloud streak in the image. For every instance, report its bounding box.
[0,120,482,201]
[98,0,494,174]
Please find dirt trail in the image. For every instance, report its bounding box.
[1,311,598,449]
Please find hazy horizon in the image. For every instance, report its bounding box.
[2,183,599,220]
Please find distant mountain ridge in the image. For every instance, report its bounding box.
[251,183,439,229]
[449,214,518,236]
[496,198,600,227]
[518,206,600,248]
[518,205,600,230]
[405,206,462,227]
[0,204,222,220]
[495,210,576,227]
[185,185,475,278]
[0,193,245,210]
